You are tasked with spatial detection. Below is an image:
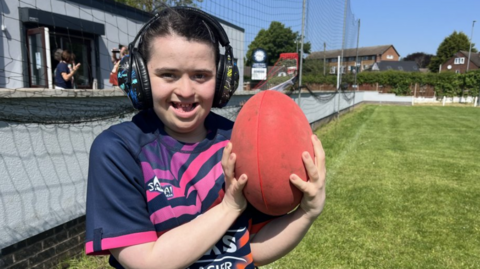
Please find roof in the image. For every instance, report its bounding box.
[308,45,398,60]
[458,51,480,68]
[371,61,419,72]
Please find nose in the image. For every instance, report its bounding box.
[175,75,195,98]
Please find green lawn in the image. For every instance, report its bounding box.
[267,105,480,269]
[61,105,480,268]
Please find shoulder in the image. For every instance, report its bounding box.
[206,112,234,140]
[91,110,160,156]
[57,62,68,71]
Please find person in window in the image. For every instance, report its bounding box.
[110,47,129,86]
[55,50,80,89]
[111,45,127,65]
[85,7,326,269]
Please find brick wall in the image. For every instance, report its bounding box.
[380,46,400,61]
[440,52,480,73]
[0,216,85,269]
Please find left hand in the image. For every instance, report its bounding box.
[289,134,326,220]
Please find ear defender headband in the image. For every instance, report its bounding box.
[117,7,239,110]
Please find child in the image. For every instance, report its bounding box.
[85,7,326,269]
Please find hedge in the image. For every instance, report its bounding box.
[300,70,480,97]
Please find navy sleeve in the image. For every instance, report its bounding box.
[85,128,157,255]
[57,63,69,74]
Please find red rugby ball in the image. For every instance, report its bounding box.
[231,90,313,216]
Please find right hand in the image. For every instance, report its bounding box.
[73,63,81,72]
[221,142,248,212]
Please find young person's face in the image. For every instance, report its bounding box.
[147,34,217,143]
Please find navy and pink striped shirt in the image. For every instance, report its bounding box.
[86,109,274,269]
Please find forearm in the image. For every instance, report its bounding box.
[250,208,316,266]
[113,202,243,269]
[62,71,75,81]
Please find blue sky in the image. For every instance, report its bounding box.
[198,0,480,58]
[351,0,480,57]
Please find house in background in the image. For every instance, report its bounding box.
[440,51,480,73]
[371,61,419,72]
[307,44,400,74]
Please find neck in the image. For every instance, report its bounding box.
[164,125,207,144]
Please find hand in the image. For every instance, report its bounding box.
[290,134,326,220]
[221,142,248,212]
[73,63,81,72]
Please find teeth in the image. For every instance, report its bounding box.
[172,102,196,110]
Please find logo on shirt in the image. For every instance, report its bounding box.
[147,176,173,198]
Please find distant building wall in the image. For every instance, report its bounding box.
[1,0,244,90]
[380,46,400,61]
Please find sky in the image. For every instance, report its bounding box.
[350,0,480,57]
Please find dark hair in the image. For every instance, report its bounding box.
[138,8,220,65]
[61,50,74,63]
[54,49,63,61]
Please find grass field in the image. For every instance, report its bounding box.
[61,105,480,268]
[267,105,480,269]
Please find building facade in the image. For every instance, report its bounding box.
[307,45,400,74]
[440,51,480,73]
[1,0,245,90]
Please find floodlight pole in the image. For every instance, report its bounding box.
[354,19,361,89]
[298,0,306,107]
[323,42,326,76]
[467,20,476,72]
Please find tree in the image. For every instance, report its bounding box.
[245,21,311,66]
[116,0,203,13]
[428,31,477,73]
[402,52,433,68]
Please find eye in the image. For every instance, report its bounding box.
[193,73,210,82]
[161,73,176,80]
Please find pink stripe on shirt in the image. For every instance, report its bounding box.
[141,162,174,183]
[150,162,223,224]
[85,231,158,255]
[179,141,227,191]
[150,195,202,224]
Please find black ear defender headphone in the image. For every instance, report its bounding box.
[117,6,239,110]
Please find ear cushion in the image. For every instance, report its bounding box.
[213,53,239,108]
[117,51,152,110]
[213,54,226,107]
[133,50,152,109]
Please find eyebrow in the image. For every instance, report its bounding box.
[153,68,214,75]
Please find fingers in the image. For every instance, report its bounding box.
[289,174,310,193]
[221,142,235,180]
[311,135,326,180]
[302,151,319,183]
[311,134,325,167]
[237,174,248,190]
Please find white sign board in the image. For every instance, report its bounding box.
[252,68,267,80]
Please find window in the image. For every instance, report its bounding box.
[386,55,394,59]
[50,33,93,89]
[454,57,465,64]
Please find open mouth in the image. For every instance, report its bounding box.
[171,102,198,112]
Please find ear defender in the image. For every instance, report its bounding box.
[117,7,239,110]
[214,48,239,108]
[117,48,153,110]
